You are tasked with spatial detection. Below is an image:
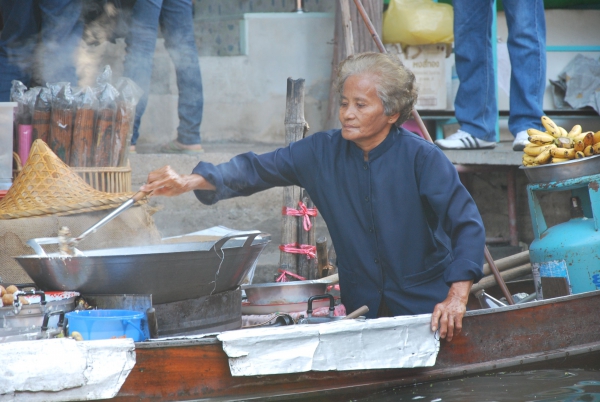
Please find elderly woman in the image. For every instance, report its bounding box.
[141,52,485,341]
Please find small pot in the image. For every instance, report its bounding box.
[298,294,342,324]
[242,274,339,305]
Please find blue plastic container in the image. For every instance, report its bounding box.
[65,310,149,341]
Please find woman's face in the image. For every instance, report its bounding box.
[339,74,399,154]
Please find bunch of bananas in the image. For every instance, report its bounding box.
[522,116,600,167]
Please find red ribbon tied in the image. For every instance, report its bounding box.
[282,201,318,231]
[279,243,317,259]
[275,269,307,282]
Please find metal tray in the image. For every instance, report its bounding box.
[520,154,600,184]
[15,231,270,304]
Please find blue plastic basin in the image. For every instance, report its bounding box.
[65,309,148,341]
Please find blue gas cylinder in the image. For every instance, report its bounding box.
[529,216,600,295]
[527,175,600,297]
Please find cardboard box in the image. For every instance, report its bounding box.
[386,44,449,110]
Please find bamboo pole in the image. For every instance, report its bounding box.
[471,263,532,294]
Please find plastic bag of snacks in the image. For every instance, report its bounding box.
[112,77,142,167]
[70,87,98,167]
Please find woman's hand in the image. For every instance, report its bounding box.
[140,165,215,197]
[431,280,473,342]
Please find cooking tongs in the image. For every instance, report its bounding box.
[26,191,151,257]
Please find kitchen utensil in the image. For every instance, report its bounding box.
[0,290,77,329]
[241,297,332,315]
[519,154,600,184]
[25,190,151,257]
[297,294,367,324]
[0,310,66,343]
[343,305,369,319]
[242,273,339,305]
[298,294,340,324]
[17,231,269,304]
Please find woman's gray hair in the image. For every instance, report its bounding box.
[336,52,418,126]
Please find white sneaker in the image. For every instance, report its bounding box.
[512,131,530,151]
[435,130,496,150]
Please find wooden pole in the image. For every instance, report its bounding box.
[316,236,330,278]
[298,189,317,279]
[281,78,307,275]
[339,0,355,57]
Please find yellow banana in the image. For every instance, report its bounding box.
[541,116,561,137]
[552,157,570,163]
[527,131,556,145]
[574,140,585,152]
[567,124,582,138]
[555,137,573,149]
[522,154,537,164]
[575,151,585,159]
[534,148,552,164]
[584,145,594,157]
[523,144,556,156]
[593,131,600,145]
[559,127,568,137]
[593,143,600,154]
[550,148,576,159]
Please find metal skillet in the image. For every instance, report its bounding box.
[26,190,151,257]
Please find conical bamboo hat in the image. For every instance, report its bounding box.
[0,140,135,219]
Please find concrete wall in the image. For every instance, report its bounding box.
[136,12,335,150]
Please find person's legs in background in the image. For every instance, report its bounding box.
[37,0,83,86]
[0,0,40,101]
[158,0,203,153]
[123,0,163,151]
[436,0,496,150]
[503,0,546,151]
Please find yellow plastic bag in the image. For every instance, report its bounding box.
[382,0,454,46]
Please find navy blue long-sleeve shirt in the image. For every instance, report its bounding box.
[193,127,485,318]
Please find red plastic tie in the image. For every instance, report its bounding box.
[279,243,317,259]
[282,201,318,231]
[275,269,306,282]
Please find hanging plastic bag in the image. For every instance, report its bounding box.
[382,0,454,46]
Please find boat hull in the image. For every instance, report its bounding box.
[109,290,600,401]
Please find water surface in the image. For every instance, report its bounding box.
[348,370,600,402]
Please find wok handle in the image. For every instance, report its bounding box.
[343,305,369,320]
[211,231,266,253]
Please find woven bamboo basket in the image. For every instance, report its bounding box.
[13,152,131,194]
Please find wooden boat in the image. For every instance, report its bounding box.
[108,289,600,402]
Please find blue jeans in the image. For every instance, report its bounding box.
[453,0,546,141]
[123,0,203,145]
[0,0,82,101]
